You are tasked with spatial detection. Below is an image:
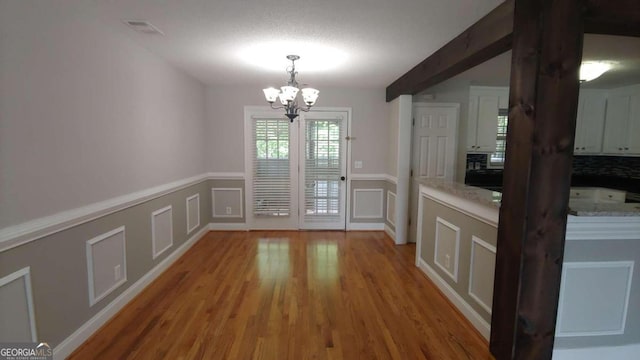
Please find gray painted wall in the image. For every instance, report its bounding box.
[0,181,211,346]
[210,179,246,223]
[205,85,389,175]
[556,239,640,348]
[419,196,497,323]
[350,180,388,224]
[0,0,207,229]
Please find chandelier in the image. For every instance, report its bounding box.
[262,55,319,122]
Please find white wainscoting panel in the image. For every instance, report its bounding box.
[353,189,384,219]
[212,188,243,218]
[86,227,127,307]
[386,191,397,226]
[557,261,634,337]
[186,194,200,234]
[0,267,37,341]
[434,217,460,283]
[468,236,496,314]
[151,206,173,259]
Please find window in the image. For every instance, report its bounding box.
[252,118,290,216]
[488,109,508,168]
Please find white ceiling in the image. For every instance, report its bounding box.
[93,0,504,88]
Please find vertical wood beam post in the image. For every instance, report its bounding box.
[490,0,584,358]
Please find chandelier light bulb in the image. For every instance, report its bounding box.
[262,87,280,103]
[301,88,319,106]
[262,55,319,122]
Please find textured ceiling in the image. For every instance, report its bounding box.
[93,0,504,88]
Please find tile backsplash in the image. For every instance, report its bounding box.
[466,154,640,178]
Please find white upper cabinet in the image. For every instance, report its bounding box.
[467,86,509,153]
[574,89,606,154]
[603,85,640,155]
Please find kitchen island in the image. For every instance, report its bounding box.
[415,179,640,357]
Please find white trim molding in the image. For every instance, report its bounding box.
[352,188,384,219]
[0,267,38,342]
[151,206,174,260]
[186,194,200,234]
[417,258,490,340]
[566,216,640,241]
[349,174,397,183]
[386,191,397,227]
[0,173,209,253]
[208,223,249,231]
[433,216,461,283]
[54,225,209,360]
[384,224,396,242]
[347,223,385,231]
[556,261,634,337]
[211,188,244,218]
[468,236,496,314]
[207,172,245,180]
[86,226,127,307]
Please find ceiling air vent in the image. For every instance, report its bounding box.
[123,20,164,35]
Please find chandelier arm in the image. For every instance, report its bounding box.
[269,103,285,110]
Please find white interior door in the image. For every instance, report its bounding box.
[412,104,458,180]
[298,111,348,229]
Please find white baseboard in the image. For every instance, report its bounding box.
[53,225,209,360]
[384,224,396,241]
[553,343,640,360]
[417,258,491,340]
[347,222,385,231]
[209,223,248,231]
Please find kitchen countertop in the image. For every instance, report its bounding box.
[419,178,640,217]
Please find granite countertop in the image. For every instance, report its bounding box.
[418,178,502,209]
[568,202,640,216]
[419,178,640,217]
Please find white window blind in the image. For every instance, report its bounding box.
[303,119,342,219]
[252,118,290,217]
[488,108,508,168]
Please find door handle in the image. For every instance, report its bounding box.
[340,176,346,181]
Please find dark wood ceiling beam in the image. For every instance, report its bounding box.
[384,0,514,102]
[385,0,640,102]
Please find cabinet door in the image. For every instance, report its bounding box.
[467,96,479,151]
[626,94,640,154]
[575,91,606,154]
[475,95,499,152]
[602,95,629,154]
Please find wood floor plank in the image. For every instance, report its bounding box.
[69,231,492,360]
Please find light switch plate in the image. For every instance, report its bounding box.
[354,160,363,169]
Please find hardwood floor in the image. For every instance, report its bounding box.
[70,231,492,359]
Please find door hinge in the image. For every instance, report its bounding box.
[410,169,413,177]
[408,217,411,226]
[412,118,415,126]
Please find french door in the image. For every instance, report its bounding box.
[298,112,347,229]
[245,108,348,230]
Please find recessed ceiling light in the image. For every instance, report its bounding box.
[580,61,615,82]
[123,20,164,35]
[237,41,348,73]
